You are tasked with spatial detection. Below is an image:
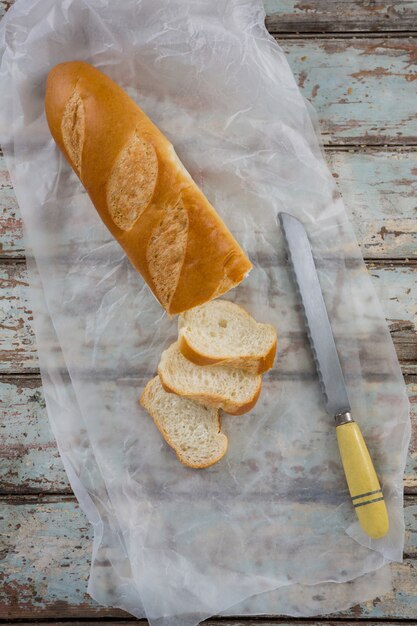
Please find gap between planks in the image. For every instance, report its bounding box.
[0,504,416,582]
[1,256,416,267]
[3,492,417,506]
[4,0,417,38]
[3,146,417,159]
[0,614,416,626]
[271,32,417,40]
[1,483,415,500]
[0,615,401,623]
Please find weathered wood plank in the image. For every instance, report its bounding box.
[281,38,417,145]
[0,0,12,20]
[328,150,417,259]
[265,1,417,34]
[3,0,417,34]
[0,376,70,494]
[0,262,38,374]
[0,155,23,257]
[1,15,417,144]
[3,377,417,496]
[2,151,416,260]
[406,377,417,493]
[3,615,416,626]
[370,264,417,339]
[1,376,416,495]
[1,262,415,375]
[0,495,416,619]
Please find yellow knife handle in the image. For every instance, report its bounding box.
[336,418,389,539]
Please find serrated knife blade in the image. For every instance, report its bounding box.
[278,212,350,417]
[278,211,389,540]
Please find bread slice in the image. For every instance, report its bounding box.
[140,376,227,468]
[158,342,262,415]
[178,300,277,374]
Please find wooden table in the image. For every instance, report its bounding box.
[1,0,416,623]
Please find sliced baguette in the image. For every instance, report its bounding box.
[45,62,252,315]
[140,376,227,469]
[158,342,262,415]
[178,300,277,374]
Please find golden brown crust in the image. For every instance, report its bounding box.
[225,381,262,415]
[159,365,262,416]
[45,61,252,314]
[256,336,277,374]
[177,331,277,374]
[140,380,227,468]
[177,333,225,367]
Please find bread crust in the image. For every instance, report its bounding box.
[45,62,252,314]
[140,379,227,468]
[159,368,262,415]
[177,324,277,374]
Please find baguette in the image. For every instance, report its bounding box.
[158,342,262,415]
[45,62,252,315]
[178,300,277,373]
[140,376,227,468]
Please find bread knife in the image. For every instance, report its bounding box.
[278,212,389,539]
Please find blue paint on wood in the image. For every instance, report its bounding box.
[0,497,416,618]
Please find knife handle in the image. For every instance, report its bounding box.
[336,419,389,539]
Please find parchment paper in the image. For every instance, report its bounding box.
[0,1,410,625]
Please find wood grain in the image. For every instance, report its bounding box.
[0,376,70,494]
[0,262,39,374]
[12,12,416,146]
[0,0,12,20]
[281,38,417,146]
[0,157,22,257]
[1,375,416,495]
[0,494,417,619]
[265,1,417,34]
[3,614,416,626]
[2,1,417,34]
[2,151,417,260]
[328,150,417,259]
[0,261,415,375]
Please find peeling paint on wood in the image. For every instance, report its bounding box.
[2,151,416,260]
[327,150,417,259]
[0,614,416,626]
[0,9,416,147]
[0,0,13,20]
[5,623,417,626]
[0,497,99,619]
[2,6,415,145]
[0,263,38,373]
[370,265,417,337]
[0,156,24,257]
[3,1,417,34]
[281,38,417,145]
[5,621,357,626]
[406,377,417,493]
[0,377,70,494]
[0,495,416,619]
[0,261,415,374]
[265,1,417,33]
[0,376,416,495]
